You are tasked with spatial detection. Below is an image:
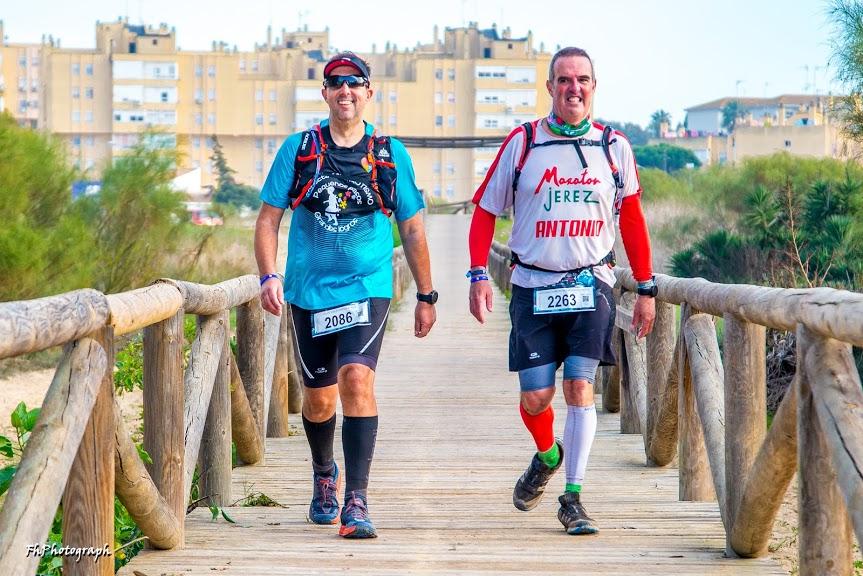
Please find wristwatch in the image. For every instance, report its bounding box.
[636,277,658,298]
[416,290,439,305]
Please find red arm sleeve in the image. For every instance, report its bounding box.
[468,206,496,268]
[619,195,653,282]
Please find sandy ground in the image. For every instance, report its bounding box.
[0,368,143,441]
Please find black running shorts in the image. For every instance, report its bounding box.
[289,297,391,388]
[508,279,616,372]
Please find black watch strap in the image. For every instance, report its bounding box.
[416,290,439,304]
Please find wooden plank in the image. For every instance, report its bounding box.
[122,215,784,576]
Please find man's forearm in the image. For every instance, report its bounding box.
[254,212,281,275]
[399,221,433,293]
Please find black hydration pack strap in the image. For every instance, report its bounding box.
[512,121,623,195]
[510,250,616,274]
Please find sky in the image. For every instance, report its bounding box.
[1,0,840,127]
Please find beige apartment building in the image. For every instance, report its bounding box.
[0,19,552,201]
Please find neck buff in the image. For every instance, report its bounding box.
[546,111,591,137]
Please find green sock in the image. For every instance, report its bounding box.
[538,443,560,468]
[565,483,582,493]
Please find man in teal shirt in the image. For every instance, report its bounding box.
[255,52,437,539]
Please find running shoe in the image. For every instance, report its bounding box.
[558,491,599,534]
[512,439,564,511]
[339,491,377,539]
[308,463,340,525]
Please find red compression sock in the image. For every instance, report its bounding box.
[519,404,555,452]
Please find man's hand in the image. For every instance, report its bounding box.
[469,280,494,324]
[414,302,436,337]
[631,295,656,339]
[260,278,284,317]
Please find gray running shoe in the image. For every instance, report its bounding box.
[558,491,599,534]
[512,439,564,511]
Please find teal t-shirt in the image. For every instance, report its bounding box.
[260,120,424,310]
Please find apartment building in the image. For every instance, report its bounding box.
[0,19,552,201]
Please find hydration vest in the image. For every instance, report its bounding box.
[509,120,624,274]
[511,120,625,215]
[289,123,397,217]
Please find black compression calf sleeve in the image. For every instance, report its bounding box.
[302,413,337,474]
[342,415,379,497]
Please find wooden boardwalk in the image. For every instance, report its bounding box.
[121,215,784,575]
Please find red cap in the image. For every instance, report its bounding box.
[323,52,370,79]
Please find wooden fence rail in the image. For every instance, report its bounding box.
[488,240,863,576]
[0,248,412,576]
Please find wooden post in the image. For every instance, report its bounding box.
[268,306,292,437]
[262,310,282,431]
[617,328,641,434]
[0,339,106,576]
[143,309,185,547]
[199,311,232,507]
[237,296,266,455]
[63,328,115,576]
[284,310,303,414]
[231,353,264,465]
[645,300,676,466]
[723,314,765,556]
[603,327,621,414]
[679,307,716,503]
[797,325,853,575]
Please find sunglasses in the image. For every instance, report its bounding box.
[323,75,369,89]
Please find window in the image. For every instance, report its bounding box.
[72,86,80,99]
[72,63,80,75]
[446,184,454,198]
[448,68,455,80]
[434,68,443,80]
[434,92,442,104]
[255,113,263,125]
[446,162,455,175]
[206,137,215,149]
[447,92,455,103]
[255,160,263,172]
[30,79,38,93]
[255,138,263,149]
[255,89,263,102]
[161,91,169,103]
[433,184,441,197]
[435,115,443,127]
[267,139,276,154]
[483,48,491,58]
[448,115,456,127]
[195,65,203,77]
[85,64,93,76]
[252,60,259,72]
[72,135,81,146]
[307,68,315,80]
[208,88,216,101]
[208,65,216,77]
[72,110,80,123]
[194,88,203,102]
[85,87,94,99]
[18,55,26,67]
[86,135,94,146]
[375,92,382,102]
[389,90,397,102]
[153,38,158,46]
[85,111,93,123]
[389,115,397,126]
[433,162,441,174]
[207,113,215,125]
[269,89,277,102]
[195,113,202,125]
[193,136,201,148]
[269,113,277,126]
[239,59,246,72]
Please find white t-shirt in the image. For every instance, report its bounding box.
[475,120,641,288]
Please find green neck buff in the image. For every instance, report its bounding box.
[546,112,591,137]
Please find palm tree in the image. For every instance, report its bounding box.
[648,109,672,138]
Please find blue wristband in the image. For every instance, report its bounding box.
[470,275,489,283]
[260,273,282,286]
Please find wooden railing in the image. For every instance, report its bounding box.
[488,240,863,576]
[0,248,412,576]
